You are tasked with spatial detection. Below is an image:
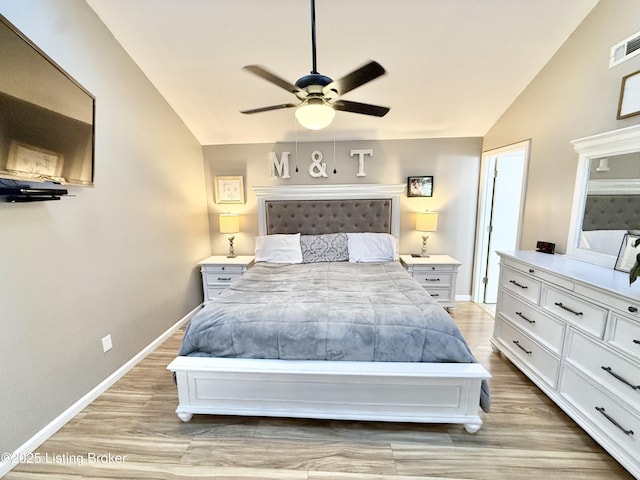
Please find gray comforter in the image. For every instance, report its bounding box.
[180,261,489,411]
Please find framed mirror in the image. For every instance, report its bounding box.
[568,124,640,267]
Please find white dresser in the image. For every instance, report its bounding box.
[399,254,460,309]
[492,251,640,478]
[198,255,254,303]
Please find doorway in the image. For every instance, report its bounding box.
[472,140,530,305]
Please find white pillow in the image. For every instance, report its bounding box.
[254,233,303,263]
[347,232,398,262]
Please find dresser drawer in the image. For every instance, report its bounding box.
[503,257,574,291]
[574,283,640,321]
[494,318,560,387]
[609,313,640,362]
[565,330,640,408]
[498,290,565,353]
[500,266,542,305]
[541,286,607,338]
[205,272,243,286]
[560,365,640,461]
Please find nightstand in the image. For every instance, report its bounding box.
[198,255,254,303]
[399,254,461,309]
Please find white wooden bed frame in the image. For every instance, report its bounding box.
[167,184,490,433]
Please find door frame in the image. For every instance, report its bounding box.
[472,140,530,303]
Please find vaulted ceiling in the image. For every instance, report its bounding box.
[86,0,598,145]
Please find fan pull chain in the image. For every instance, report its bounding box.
[294,114,299,172]
[333,119,337,174]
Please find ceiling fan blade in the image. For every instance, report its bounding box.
[243,65,304,95]
[241,103,298,114]
[332,99,390,117]
[323,61,386,97]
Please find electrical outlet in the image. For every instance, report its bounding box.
[101,334,112,353]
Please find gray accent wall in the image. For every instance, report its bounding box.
[483,0,640,253]
[202,137,483,296]
[0,0,210,454]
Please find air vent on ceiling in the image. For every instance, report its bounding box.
[610,30,640,68]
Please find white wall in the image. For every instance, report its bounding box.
[483,0,640,252]
[0,0,210,455]
[203,137,482,296]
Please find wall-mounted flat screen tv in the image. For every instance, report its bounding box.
[0,14,94,187]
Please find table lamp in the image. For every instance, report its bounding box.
[415,211,438,257]
[219,213,240,258]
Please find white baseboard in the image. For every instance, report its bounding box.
[0,304,201,479]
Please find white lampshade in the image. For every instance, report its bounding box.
[416,211,438,232]
[295,100,335,130]
[219,213,239,234]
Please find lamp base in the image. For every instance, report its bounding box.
[227,235,236,258]
[420,234,430,258]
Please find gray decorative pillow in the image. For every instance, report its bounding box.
[300,233,349,263]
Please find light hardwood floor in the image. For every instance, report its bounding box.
[5,302,634,479]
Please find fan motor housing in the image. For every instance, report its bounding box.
[295,73,332,90]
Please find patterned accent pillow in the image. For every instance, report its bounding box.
[300,233,349,263]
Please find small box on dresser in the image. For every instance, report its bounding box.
[198,255,254,303]
[492,251,640,479]
[399,254,461,309]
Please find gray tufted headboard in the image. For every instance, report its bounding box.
[582,194,640,231]
[265,199,392,235]
[253,184,405,237]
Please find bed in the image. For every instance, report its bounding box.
[168,184,490,432]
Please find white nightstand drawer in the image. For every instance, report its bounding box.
[495,319,560,387]
[498,290,565,354]
[609,313,640,361]
[425,287,453,304]
[500,266,542,305]
[206,286,228,298]
[566,330,640,408]
[202,264,245,274]
[413,272,454,288]
[541,286,607,339]
[205,272,243,286]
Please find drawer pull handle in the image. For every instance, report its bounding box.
[512,340,532,355]
[553,302,583,316]
[629,306,638,313]
[431,293,440,297]
[515,311,535,324]
[595,407,634,436]
[425,278,441,282]
[529,269,534,274]
[217,277,232,281]
[601,366,640,390]
[634,339,640,345]
[509,280,528,289]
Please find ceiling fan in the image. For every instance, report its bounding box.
[240,0,390,130]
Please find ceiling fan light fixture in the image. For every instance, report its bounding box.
[295,100,335,130]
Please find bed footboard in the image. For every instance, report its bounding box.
[167,356,490,433]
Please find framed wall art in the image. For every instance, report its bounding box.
[617,69,640,119]
[614,233,640,273]
[407,176,433,197]
[214,176,244,204]
[6,140,64,179]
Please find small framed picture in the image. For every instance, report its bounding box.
[614,233,640,273]
[214,176,244,204]
[407,176,433,197]
[6,140,64,179]
[617,69,640,119]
